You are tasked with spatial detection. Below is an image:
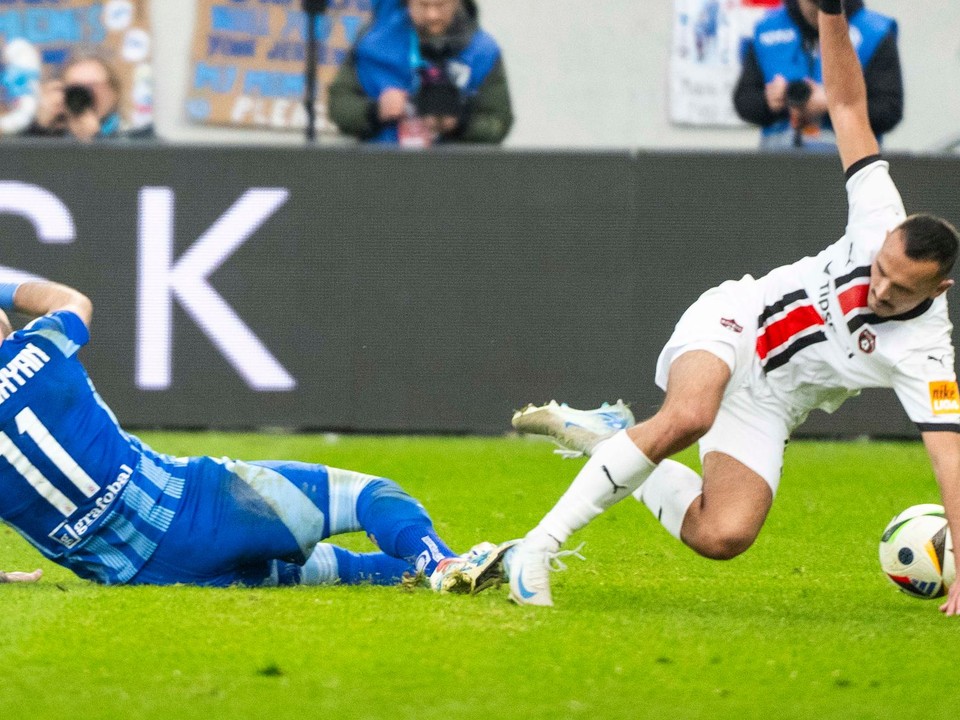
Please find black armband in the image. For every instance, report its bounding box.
[844,154,883,180]
[819,0,843,14]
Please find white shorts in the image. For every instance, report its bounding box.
[655,276,790,493]
[697,385,790,494]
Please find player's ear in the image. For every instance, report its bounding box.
[932,278,954,298]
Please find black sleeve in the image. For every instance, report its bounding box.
[732,43,787,128]
[843,153,883,181]
[863,31,903,136]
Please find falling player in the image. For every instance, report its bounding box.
[506,1,960,617]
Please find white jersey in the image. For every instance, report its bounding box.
[752,159,959,431]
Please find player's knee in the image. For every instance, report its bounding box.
[355,477,434,557]
[357,478,431,525]
[359,478,414,512]
[661,404,715,444]
[691,524,757,560]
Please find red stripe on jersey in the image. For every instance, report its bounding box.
[756,304,824,360]
[838,283,869,315]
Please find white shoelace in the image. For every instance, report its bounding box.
[547,542,586,572]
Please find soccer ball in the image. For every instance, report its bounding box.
[878,504,955,599]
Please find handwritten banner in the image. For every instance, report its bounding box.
[187,0,372,132]
[0,0,153,132]
[669,0,781,126]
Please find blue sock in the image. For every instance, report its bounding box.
[330,547,413,585]
[290,545,414,586]
[356,479,456,575]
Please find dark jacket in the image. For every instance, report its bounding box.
[733,0,903,143]
[328,0,512,144]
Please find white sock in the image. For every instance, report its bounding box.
[299,543,339,585]
[528,430,656,548]
[634,459,703,540]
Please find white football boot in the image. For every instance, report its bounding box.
[504,539,586,607]
[512,400,635,458]
[429,540,518,595]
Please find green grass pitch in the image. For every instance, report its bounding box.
[1,433,956,720]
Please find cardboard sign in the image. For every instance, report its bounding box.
[670,0,779,126]
[0,0,153,132]
[187,0,372,132]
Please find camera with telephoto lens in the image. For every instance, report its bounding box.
[63,84,95,116]
[414,66,463,118]
[785,79,812,109]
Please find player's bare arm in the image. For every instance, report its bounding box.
[818,1,880,172]
[920,430,960,615]
[9,281,92,328]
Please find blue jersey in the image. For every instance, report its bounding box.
[0,312,446,589]
[0,312,187,584]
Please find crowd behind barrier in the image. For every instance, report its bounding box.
[0,1,956,152]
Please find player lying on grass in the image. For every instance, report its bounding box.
[0,280,508,592]
[504,1,960,617]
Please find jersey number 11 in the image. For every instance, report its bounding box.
[0,407,101,516]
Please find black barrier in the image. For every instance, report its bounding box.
[0,144,958,437]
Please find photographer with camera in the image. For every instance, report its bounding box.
[27,54,149,142]
[734,0,902,151]
[329,0,512,146]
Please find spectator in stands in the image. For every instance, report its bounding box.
[27,54,152,142]
[329,0,512,146]
[734,0,902,150]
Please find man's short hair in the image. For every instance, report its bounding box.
[898,214,960,278]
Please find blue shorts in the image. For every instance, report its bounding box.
[130,458,374,587]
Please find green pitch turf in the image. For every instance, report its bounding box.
[1,434,955,720]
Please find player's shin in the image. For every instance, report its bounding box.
[356,478,456,575]
[295,544,415,586]
[632,459,703,540]
[528,430,656,550]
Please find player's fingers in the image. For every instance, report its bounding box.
[3,569,43,583]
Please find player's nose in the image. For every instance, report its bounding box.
[873,279,890,301]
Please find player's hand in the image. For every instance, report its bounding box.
[764,74,788,113]
[378,88,409,122]
[939,578,960,616]
[0,308,12,338]
[0,568,43,584]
